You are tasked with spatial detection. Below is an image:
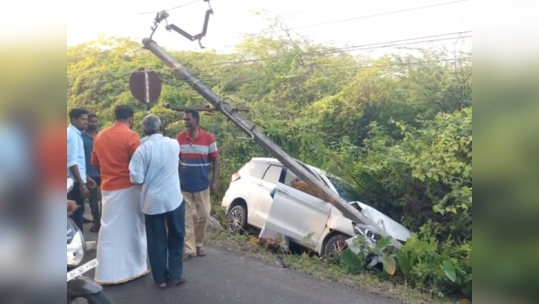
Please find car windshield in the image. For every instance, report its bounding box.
[324,174,363,202]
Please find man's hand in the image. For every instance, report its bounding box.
[67,200,79,212]
[87,177,97,189]
[210,181,218,194]
[80,184,90,198]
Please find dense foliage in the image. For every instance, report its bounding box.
[68,29,472,299]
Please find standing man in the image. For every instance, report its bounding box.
[91,105,149,285]
[177,110,220,260]
[82,113,102,233]
[130,115,186,289]
[67,108,96,232]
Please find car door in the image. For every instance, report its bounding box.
[244,161,271,227]
[263,167,333,249]
[251,164,283,226]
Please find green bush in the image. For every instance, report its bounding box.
[398,236,472,297]
[333,108,472,299]
[342,235,472,299]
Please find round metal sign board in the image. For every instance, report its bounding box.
[129,68,162,104]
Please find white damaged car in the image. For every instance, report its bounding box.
[222,157,413,256]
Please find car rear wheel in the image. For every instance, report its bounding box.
[323,234,350,257]
[227,205,248,234]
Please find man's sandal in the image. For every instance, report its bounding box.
[196,247,206,257]
[90,222,100,233]
[172,279,186,286]
[158,283,168,289]
[183,253,196,261]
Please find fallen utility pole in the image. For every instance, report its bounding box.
[142,38,403,249]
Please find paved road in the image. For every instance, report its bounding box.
[82,226,400,304]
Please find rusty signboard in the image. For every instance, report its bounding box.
[129,68,162,104]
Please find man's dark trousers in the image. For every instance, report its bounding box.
[145,202,186,285]
[67,182,85,232]
[88,177,102,223]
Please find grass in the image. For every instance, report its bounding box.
[206,230,460,304]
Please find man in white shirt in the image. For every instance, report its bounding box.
[67,108,96,231]
[129,114,186,289]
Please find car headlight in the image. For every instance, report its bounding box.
[67,231,85,266]
[353,223,382,241]
[352,222,383,249]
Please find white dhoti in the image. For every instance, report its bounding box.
[95,186,149,285]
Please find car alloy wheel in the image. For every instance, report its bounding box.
[227,206,246,234]
[323,234,350,257]
[328,240,348,256]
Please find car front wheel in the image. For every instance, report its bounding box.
[227,205,247,234]
[323,234,350,257]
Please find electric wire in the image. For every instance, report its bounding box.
[131,0,203,16]
[206,0,471,41]
[208,33,472,66]
[128,0,469,42]
[66,31,472,79]
[67,57,472,84]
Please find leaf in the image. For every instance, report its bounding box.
[464,273,472,283]
[397,254,413,275]
[382,255,397,276]
[340,249,363,275]
[339,263,350,273]
[443,261,457,282]
[374,237,392,255]
[249,237,259,245]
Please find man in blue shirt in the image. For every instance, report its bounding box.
[67,108,96,232]
[82,113,102,233]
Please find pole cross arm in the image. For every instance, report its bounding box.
[165,8,213,48]
[141,38,403,250]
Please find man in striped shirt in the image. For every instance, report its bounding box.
[177,110,220,260]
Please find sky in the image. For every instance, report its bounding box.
[60,0,472,55]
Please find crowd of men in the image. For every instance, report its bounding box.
[67,105,220,289]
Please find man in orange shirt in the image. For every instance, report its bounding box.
[91,105,149,285]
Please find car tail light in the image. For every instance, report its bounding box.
[231,172,241,182]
